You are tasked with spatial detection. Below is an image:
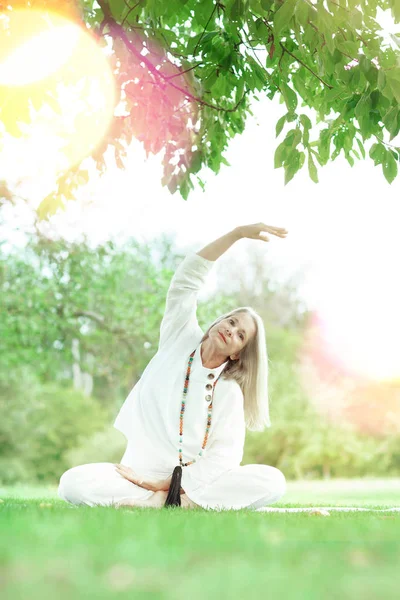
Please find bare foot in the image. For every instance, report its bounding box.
[115,490,168,509]
[180,493,200,510]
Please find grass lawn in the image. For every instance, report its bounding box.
[1,479,400,599]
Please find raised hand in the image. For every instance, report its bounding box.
[236,223,288,242]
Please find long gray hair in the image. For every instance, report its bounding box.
[201,307,270,432]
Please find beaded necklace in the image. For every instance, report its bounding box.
[179,348,223,466]
[164,346,225,506]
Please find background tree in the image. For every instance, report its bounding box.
[0,0,399,217]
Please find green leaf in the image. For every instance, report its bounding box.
[235,77,245,104]
[318,129,331,165]
[308,152,318,183]
[354,92,371,120]
[300,114,312,147]
[110,0,128,20]
[280,82,298,112]
[299,114,312,130]
[355,137,366,159]
[284,127,302,149]
[284,149,301,185]
[382,150,398,184]
[335,40,359,58]
[369,143,386,166]
[377,68,386,92]
[389,33,400,51]
[260,0,273,11]
[294,0,310,27]
[274,140,287,169]
[298,150,305,170]
[179,178,191,200]
[273,0,296,37]
[275,114,287,137]
[386,74,400,104]
[316,7,336,54]
[302,127,309,147]
[230,0,249,22]
[369,90,380,110]
[331,147,341,160]
[247,56,268,90]
[392,1,400,23]
[390,149,399,161]
[383,107,400,140]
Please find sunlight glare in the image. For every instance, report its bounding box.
[0,12,79,86]
[0,9,116,177]
[298,238,400,434]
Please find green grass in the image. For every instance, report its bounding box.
[1,479,400,600]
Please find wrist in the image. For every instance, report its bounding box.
[232,227,243,240]
[161,476,172,491]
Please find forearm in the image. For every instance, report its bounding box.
[161,475,185,494]
[196,228,242,262]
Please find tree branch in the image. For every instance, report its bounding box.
[121,1,141,28]
[241,28,280,93]
[192,2,218,57]
[328,0,350,12]
[280,43,333,89]
[376,136,400,151]
[98,0,248,113]
[255,14,332,89]
[165,63,203,80]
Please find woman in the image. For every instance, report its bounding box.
[58,223,288,511]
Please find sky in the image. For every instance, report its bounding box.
[1,6,400,386]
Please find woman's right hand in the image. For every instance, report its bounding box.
[236,223,288,242]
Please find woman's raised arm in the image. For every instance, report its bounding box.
[197,223,288,262]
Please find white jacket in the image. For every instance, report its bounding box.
[113,252,246,504]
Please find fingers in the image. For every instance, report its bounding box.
[258,222,287,230]
[114,464,143,485]
[263,223,288,232]
[261,223,288,236]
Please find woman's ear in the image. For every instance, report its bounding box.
[230,354,240,361]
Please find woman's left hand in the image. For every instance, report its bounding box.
[114,464,167,492]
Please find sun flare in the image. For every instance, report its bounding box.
[298,241,400,434]
[0,13,80,86]
[0,9,116,176]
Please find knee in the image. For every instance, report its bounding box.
[271,467,286,501]
[259,466,286,502]
[58,467,85,505]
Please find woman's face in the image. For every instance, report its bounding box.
[209,312,257,360]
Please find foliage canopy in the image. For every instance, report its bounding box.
[0,1,399,216]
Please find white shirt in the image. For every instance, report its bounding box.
[113,252,246,500]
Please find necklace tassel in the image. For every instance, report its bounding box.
[164,465,182,507]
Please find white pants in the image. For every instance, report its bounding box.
[58,460,286,511]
